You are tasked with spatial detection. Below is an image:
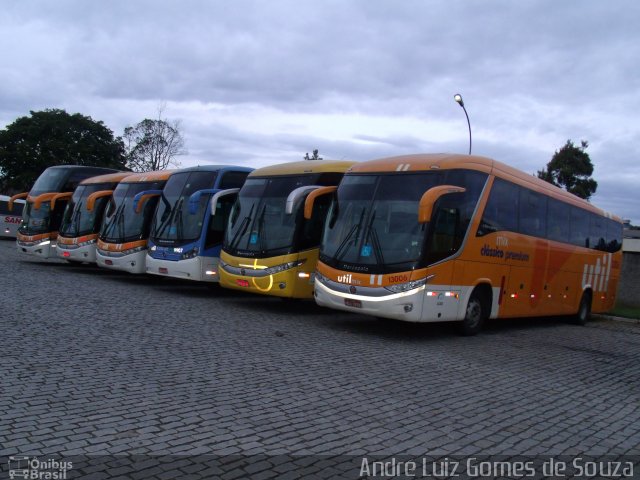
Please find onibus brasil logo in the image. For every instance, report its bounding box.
[8,456,73,479]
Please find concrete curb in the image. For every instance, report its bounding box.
[592,313,640,325]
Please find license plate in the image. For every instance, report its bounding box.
[105,259,113,266]
[159,267,168,274]
[344,298,362,308]
[236,279,250,287]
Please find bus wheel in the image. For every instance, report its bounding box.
[573,291,592,325]
[457,290,486,336]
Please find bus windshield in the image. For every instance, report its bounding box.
[29,169,68,196]
[101,181,164,243]
[320,170,487,274]
[224,175,319,257]
[151,171,217,245]
[59,184,112,237]
[19,202,55,236]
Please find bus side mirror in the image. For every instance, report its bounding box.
[32,192,58,211]
[285,186,323,215]
[209,188,240,216]
[187,188,219,215]
[418,185,466,223]
[85,190,114,212]
[50,192,73,211]
[8,192,28,212]
[303,186,337,220]
[132,190,163,214]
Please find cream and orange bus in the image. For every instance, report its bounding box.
[97,170,174,273]
[313,154,623,335]
[219,160,354,298]
[56,172,131,263]
[10,165,120,258]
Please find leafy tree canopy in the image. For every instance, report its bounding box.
[537,139,598,200]
[0,109,126,193]
[304,149,323,161]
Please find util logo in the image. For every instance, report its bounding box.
[338,274,352,284]
[582,253,612,293]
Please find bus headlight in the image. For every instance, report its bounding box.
[181,247,199,260]
[384,277,428,294]
[263,259,306,275]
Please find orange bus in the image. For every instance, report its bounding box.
[313,154,623,335]
[10,165,121,258]
[56,172,132,263]
[97,170,174,273]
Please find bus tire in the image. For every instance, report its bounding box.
[573,291,592,325]
[457,290,487,336]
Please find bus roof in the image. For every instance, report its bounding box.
[171,165,254,174]
[79,172,132,185]
[249,160,355,177]
[349,153,620,221]
[119,170,177,184]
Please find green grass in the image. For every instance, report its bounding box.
[609,304,640,320]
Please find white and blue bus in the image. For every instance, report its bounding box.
[145,165,253,282]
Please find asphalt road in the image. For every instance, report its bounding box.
[1,237,639,478]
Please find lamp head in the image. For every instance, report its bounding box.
[454,93,464,107]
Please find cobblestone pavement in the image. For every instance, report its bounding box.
[1,238,640,475]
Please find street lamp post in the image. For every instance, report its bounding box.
[454,93,472,155]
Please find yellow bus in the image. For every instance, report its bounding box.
[96,170,174,273]
[10,165,120,258]
[313,154,623,335]
[219,160,355,299]
[56,172,132,263]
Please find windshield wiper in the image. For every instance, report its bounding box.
[228,203,255,251]
[334,207,366,262]
[155,198,182,239]
[257,204,267,253]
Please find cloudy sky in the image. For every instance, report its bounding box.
[2,1,639,223]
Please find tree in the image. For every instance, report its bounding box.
[124,107,186,172]
[0,109,127,193]
[304,149,323,161]
[537,139,598,200]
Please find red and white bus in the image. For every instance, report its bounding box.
[0,195,26,238]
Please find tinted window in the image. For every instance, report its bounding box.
[547,198,571,243]
[519,188,547,238]
[477,178,519,236]
[590,214,607,251]
[606,219,623,253]
[219,171,250,189]
[569,207,590,248]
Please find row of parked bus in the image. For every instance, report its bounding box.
[5,153,623,334]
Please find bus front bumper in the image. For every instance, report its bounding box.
[56,243,97,263]
[145,255,220,282]
[314,278,427,322]
[16,239,56,259]
[96,249,147,274]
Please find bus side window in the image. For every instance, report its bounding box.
[589,213,607,251]
[547,198,570,243]
[606,219,623,253]
[205,195,235,248]
[477,178,518,236]
[518,188,547,238]
[427,207,460,264]
[298,193,332,251]
[569,207,590,248]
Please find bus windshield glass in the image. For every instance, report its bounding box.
[101,181,165,243]
[151,171,218,245]
[59,184,112,237]
[29,169,68,196]
[19,201,54,236]
[224,175,320,257]
[320,170,487,274]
